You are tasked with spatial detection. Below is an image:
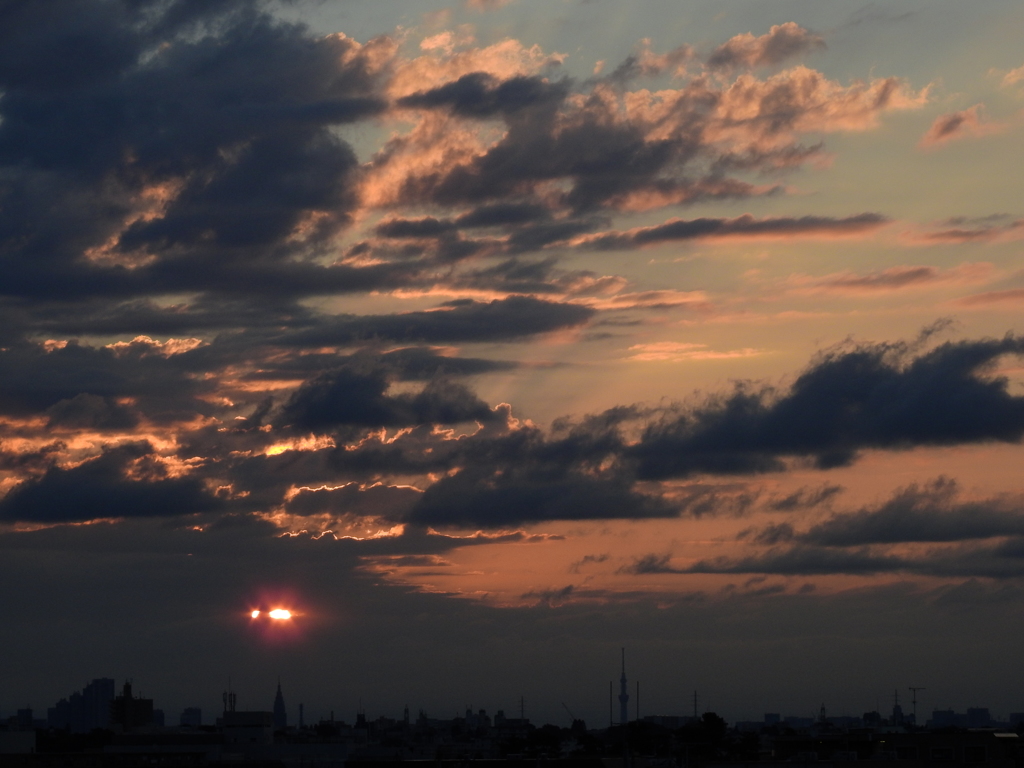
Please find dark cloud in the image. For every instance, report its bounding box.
[242,346,517,384]
[201,403,656,529]
[672,482,762,517]
[768,484,844,511]
[664,539,1024,580]
[370,347,518,380]
[447,258,592,296]
[0,340,210,419]
[802,478,1024,546]
[455,203,551,229]
[521,584,575,607]
[0,441,66,472]
[0,0,390,303]
[0,442,221,523]
[279,366,495,430]
[583,213,888,250]
[279,296,595,347]
[397,106,674,212]
[375,217,459,238]
[391,73,759,214]
[284,483,422,520]
[749,522,796,546]
[506,218,606,252]
[45,393,140,431]
[397,72,570,118]
[385,47,909,220]
[630,334,1024,479]
[20,296,320,338]
[408,470,674,528]
[619,553,680,574]
[403,408,673,528]
[676,479,1024,580]
[164,331,1024,532]
[568,553,610,573]
[688,546,905,576]
[116,131,361,254]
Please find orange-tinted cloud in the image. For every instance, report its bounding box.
[626,342,763,362]
[919,104,1005,147]
[580,289,713,311]
[781,263,994,296]
[575,213,888,250]
[465,0,515,10]
[956,288,1024,307]
[707,22,825,70]
[905,215,1024,244]
[1001,64,1024,87]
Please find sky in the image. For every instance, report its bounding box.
[2,0,1024,727]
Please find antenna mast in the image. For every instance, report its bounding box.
[908,687,926,725]
[618,648,630,726]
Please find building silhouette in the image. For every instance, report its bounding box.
[179,707,202,727]
[46,678,115,733]
[110,680,154,732]
[273,682,287,730]
[222,711,274,747]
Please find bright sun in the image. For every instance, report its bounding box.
[250,608,294,620]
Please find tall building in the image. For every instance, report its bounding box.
[273,682,287,730]
[618,648,630,726]
[110,681,154,732]
[891,690,904,726]
[47,678,115,733]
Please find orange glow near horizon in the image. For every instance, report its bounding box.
[248,605,298,621]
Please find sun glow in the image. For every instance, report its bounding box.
[249,607,295,621]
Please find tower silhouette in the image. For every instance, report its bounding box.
[273,681,287,730]
[618,648,629,725]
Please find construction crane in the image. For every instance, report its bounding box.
[562,702,577,725]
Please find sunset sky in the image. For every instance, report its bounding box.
[3,0,1024,726]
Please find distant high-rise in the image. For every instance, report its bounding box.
[618,648,629,725]
[47,678,115,733]
[891,690,904,726]
[273,682,287,730]
[110,681,154,732]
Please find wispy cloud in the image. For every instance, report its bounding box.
[576,214,889,251]
[780,263,994,295]
[905,215,1024,244]
[919,104,1009,147]
[626,342,763,362]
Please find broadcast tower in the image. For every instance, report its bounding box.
[618,648,629,725]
